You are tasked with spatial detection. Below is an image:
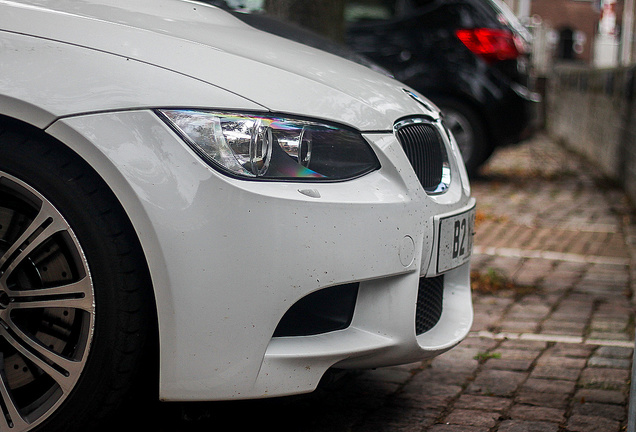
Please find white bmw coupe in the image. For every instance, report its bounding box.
[0,1,475,430]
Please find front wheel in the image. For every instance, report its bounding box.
[0,127,153,432]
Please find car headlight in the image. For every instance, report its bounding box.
[157,109,380,181]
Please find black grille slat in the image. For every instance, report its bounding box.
[415,276,444,335]
[395,122,446,192]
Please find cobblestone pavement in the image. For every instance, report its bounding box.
[128,134,635,432]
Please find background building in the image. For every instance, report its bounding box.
[501,0,635,68]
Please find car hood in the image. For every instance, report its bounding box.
[0,0,438,130]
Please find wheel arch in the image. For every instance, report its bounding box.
[0,95,59,130]
[0,112,162,380]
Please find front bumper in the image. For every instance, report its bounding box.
[48,109,474,401]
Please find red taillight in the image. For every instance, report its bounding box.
[455,28,522,63]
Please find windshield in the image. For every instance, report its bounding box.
[220,0,264,12]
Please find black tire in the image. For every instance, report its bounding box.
[436,99,493,176]
[0,125,154,432]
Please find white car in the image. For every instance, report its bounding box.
[0,1,475,430]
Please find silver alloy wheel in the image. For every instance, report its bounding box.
[442,108,475,165]
[0,172,95,431]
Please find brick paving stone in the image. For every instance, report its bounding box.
[484,357,535,371]
[573,388,626,405]
[460,336,500,351]
[471,314,499,332]
[483,256,524,277]
[390,379,461,410]
[509,404,565,423]
[497,420,560,432]
[499,340,549,351]
[544,343,596,358]
[545,310,590,324]
[499,320,541,333]
[587,331,630,341]
[468,370,527,397]
[411,367,471,388]
[590,320,629,333]
[571,402,626,421]
[540,320,587,336]
[553,296,596,310]
[397,379,463,406]
[428,425,490,432]
[513,261,556,287]
[578,368,630,391]
[587,356,632,369]
[530,365,581,381]
[595,346,634,359]
[536,354,587,369]
[428,360,480,379]
[454,394,512,412]
[443,409,500,428]
[539,280,575,293]
[521,378,576,395]
[497,348,544,360]
[472,296,515,310]
[389,393,451,411]
[596,304,633,318]
[566,414,621,432]
[515,391,571,409]
[430,347,480,373]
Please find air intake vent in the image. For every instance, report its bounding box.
[415,275,444,335]
[273,283,359,337]
[395,119,450,194]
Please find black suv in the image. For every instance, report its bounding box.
[345,0,539,174]
[207,0,539,174]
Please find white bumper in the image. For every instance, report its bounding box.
[47,109,474,401]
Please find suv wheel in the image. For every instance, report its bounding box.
[438,100,492,175]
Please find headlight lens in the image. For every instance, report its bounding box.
[157,110,380,181]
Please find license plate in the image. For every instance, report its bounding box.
[437,207,475,273]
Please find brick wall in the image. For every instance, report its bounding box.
[547,65,636,202]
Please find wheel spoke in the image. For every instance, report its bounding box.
[0,370,29,430]
[7,277,95,313]
[0,201,67,287]
[0,321,81,393]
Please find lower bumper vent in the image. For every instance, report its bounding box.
[273,283,359,337]
[415,275,444,335]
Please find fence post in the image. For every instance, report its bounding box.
[619,66,636,201]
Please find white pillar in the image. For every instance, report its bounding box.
[518,0,531,19]
[621,0,635,65]
[595,0,620,67]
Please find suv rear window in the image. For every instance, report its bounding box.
[345,1,394,22]
[345,0,435,23]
